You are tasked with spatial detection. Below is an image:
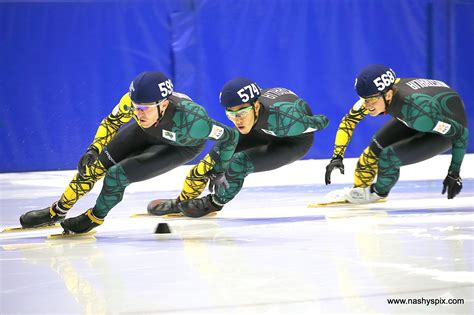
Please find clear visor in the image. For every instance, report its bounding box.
[225,105,253,119]
[131,98,166,111]
[362,94,382,105]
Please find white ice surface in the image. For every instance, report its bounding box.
[1,155,473,315]
[1,154,473,197]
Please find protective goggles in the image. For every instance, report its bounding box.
[362,94,383,105]
[131,98,167,111]
[225,105,253,119]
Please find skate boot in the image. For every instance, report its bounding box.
[61,208,103,234]
[178,194,223,218]
[20,202,67,228]
[346,184,387,204]
[147,198,181,216]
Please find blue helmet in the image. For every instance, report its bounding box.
[129,71,174,104]
[219,77,261,107]
[355,64,396,98]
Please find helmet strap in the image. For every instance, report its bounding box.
[381,91,390,113]
[157,106,163,121]
[251,100,260,127]
[157,98,169,122]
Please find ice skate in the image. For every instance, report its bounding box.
[61,208,103,234]
[346,185,386,204]
[308,188,351,207]
[178,195,222,218]
[48,230,97,239]
[19,202,66,229]
[2,223,61,233]
[147,198,181,216]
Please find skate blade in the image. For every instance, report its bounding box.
[308,198,386,208]
[130,213,182,218]
[130,212,218,218]
[2,223,61,233]
[130,213,152,218]
[307,188,350,207]
[307,200,349,208]
[48,230,96,239]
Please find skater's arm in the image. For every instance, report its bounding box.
[448,125,468,174]
[332,99,368,158]
[413,111,468,174]
[89,93,134,153]
[184,104,239,170]
[268,99,329,137]
[203,120,239,171]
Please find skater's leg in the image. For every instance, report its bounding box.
[58,159,107,210]
[179,134,313,217]
[177,130,270,202]
[374,133,451,195]
[353,119,418,188]
[62,144,203,232]
[21,122,152,228]
[147,153,215,216]
[178,153,215,201]
[214,134,314,205]
[347,133,451,204]
[353,146,378,188]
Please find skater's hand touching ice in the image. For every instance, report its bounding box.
[442,172,462,199]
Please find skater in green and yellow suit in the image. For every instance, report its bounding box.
[147,77,329,218]
[20,71,238,233]
[325,64,468,204]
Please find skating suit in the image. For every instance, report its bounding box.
[180,87,329,205]
[332,78,467,194]
[58,92,238,217]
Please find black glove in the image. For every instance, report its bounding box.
[208,171,229,193]
[442,172,462,199]
[325,156,344,185]
[77,148,99,177]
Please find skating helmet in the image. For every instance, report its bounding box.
[129,71,174,104]
[219,77,261,108]
[355,64,396,98]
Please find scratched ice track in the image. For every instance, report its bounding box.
[1,156,473,315]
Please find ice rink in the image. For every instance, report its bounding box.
[1,155,473,314]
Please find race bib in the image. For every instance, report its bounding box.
[261,129,277,136]
[209,125,224,140]
[162,129,176,141]
[433,121,451,134]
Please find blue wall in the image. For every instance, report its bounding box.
[1,0,473,172]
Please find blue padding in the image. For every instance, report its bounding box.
[0,0,472,172]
